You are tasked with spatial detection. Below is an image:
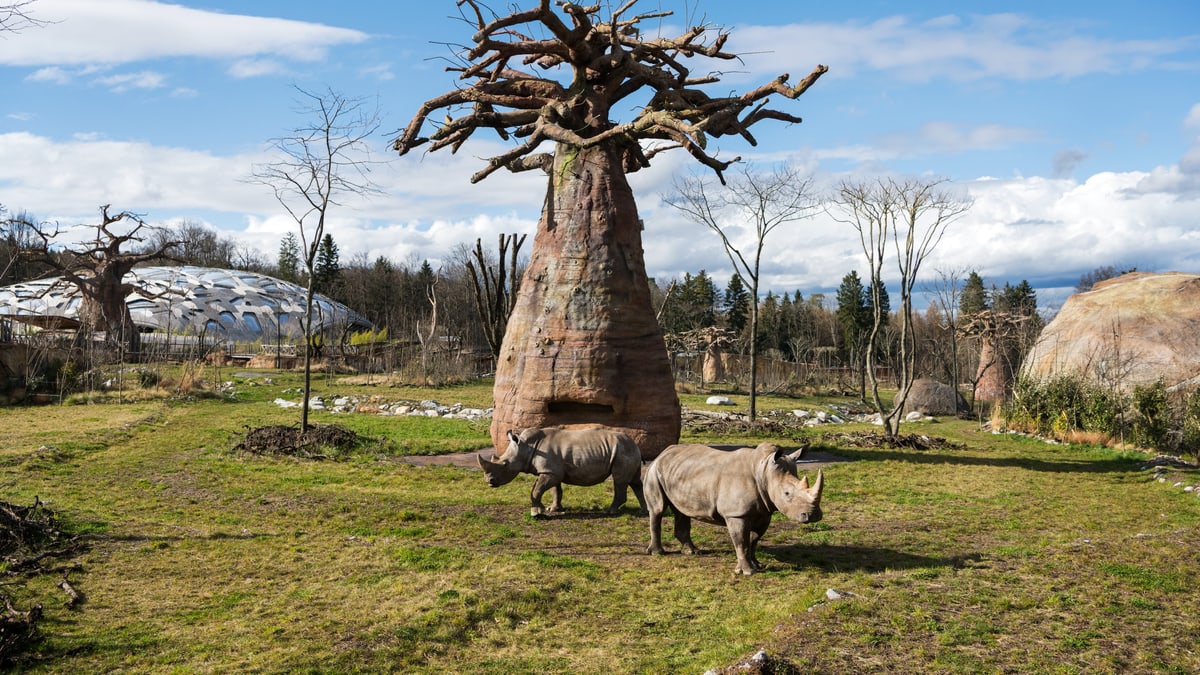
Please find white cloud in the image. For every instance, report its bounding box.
[730,14,1195,84]
[0,0,367,67]
[94,70,166,92]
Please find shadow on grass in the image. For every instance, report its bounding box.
[824,446,1140,474]
[765,542,982,573]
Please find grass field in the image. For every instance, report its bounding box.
[1,370,1197,673]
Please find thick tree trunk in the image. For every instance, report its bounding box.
[975,334,1013,402]
[490,143,681,459]
[80,269,140,356]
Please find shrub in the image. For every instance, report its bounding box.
[1131,378,1168,450]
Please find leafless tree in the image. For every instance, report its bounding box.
[664,164,820,420]
[462,233,526,359]
[248,86,382,430]
[394,0,827,456]
[924,267,967,391]
[833,177,972,436]
[16,206,181,355]
[0,1,44,33]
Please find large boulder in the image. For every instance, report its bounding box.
[903,378,969,416]
[1021,272,1200,391]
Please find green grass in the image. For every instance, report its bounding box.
[1,370,1198,673]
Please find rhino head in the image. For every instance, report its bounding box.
[765,446,824,523]
[476,429,530,487]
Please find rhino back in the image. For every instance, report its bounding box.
[649,444,766,521]
[532,429,632,485]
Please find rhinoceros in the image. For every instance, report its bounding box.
[477,428,647,517]
[644,442,823,575]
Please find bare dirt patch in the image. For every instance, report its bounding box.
[234,424,363,460]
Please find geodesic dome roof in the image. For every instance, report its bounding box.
[0,265,371,342]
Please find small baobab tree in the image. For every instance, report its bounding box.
[249,87,381,431]
[394,0,827,456]
[15,205,181,357]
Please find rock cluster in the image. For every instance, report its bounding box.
[273,393,492,421]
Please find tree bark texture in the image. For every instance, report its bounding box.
[975,334,1014,402]
[490,143,680,459]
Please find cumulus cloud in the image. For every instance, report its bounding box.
[0,0,367,67]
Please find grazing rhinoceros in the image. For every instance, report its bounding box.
[477,428,646,517]
[644,442,823,575]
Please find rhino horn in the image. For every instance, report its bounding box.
[811,469,824,496]
[798,474,810,489]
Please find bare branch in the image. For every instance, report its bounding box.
[395,2,826,181]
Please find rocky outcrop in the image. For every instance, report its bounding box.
[1021,272,1200,391]
[903,378,969,416]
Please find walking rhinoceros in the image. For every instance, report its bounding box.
[644,442,823,575]
[477,427,646,517]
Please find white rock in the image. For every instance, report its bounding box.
[792,409,811,419]
[705,396,735,406]
[905,411,924,422]
[274,398,299,408]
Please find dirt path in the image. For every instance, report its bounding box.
[400,448,849,469]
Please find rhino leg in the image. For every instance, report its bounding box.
[605,478,628,514]
[747,519,771,571]
[630,479,648,517]
[645,477,667,555]
[530,474,562,517]
[673,513,699,555]
[726,518,757,575]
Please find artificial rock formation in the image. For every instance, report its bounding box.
[1021,272,1200,391]
[902,378,969,416]
[492,144,680,458]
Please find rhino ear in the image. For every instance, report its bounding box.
[507,429,518,443]
[771,446,787,465]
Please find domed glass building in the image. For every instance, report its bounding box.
[0,265,372,343]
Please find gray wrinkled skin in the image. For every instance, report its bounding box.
[477,428,647,517]
[644,442,824,575]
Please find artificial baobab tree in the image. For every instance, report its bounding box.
[394,0,827,457]
[16,205,181,356]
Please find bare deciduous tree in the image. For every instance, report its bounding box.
[833,177,971,436]
[462,233,526,359]
[0,1,44,33]
[249,87,381,430]
[664,164,820,420]
[394,0,827,456]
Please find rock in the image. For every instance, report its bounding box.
[706,396,735,406]
[1023,272,1200,391]
[903,378,968,416]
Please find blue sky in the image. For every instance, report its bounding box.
[2,0,1199,313]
